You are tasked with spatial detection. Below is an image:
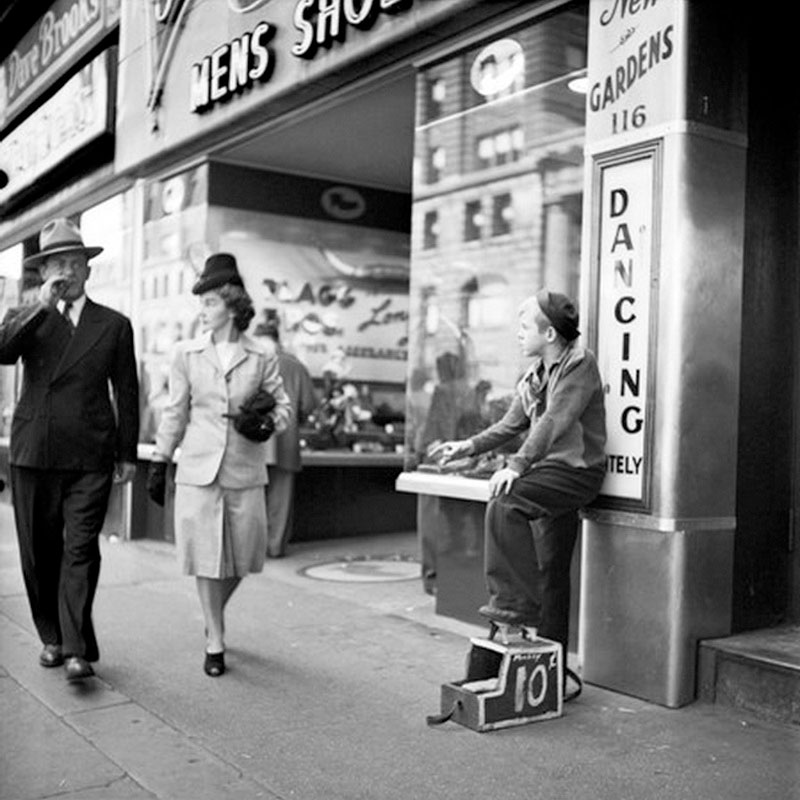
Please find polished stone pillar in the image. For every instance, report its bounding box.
[578,0,747,706]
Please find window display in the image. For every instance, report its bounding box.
[138,166,410,453]
[405,8,589,475]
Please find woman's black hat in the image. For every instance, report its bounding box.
[192,253,244,294]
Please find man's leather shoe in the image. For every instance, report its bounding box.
[65,656,95,682]
[39,644,64,668]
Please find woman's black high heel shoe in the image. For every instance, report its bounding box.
[204,651,225,677]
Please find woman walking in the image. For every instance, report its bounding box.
[148,253,291,676]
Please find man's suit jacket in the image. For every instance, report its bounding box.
[0,298,139,471]
[155,332,291,489]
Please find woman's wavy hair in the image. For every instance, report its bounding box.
[217,283,256,331]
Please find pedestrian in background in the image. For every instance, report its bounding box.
[0,217,139,682]
[430,289,606,676]
[261,323,317,558]
[147,253,291,677]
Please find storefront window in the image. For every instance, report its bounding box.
[405,7,588,473]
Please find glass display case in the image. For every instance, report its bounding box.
[404,8,589,477]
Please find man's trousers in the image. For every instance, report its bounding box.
[11,466,113,661]
[484,462,605,652]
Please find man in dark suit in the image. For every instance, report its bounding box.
[0,217,139,682]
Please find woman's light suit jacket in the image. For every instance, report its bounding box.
[155,332,292,488]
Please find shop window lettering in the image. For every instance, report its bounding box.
[357,298,408,333]
[292,0,413,59]
[190,22,274,113]
[263,279,355,308]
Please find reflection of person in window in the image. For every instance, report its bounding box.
[405,367,431,467]
[420,351,481,449]
[417,351,482,594]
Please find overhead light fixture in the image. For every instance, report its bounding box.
[567,76,588,94]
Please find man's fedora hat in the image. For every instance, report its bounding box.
[192,252,245,294]
[23,217,103,267]
[535,288,580,341]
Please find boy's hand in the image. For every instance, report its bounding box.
[427,439,473,464]
[488,467,521,497]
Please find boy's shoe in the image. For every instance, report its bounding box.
[478,605,536,626]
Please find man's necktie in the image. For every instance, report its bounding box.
[62,302,75,334]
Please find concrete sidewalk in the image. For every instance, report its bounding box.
[0,500,798,800]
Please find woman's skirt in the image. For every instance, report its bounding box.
[174,483,267,578]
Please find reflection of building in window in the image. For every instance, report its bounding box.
[463,274,509,330]
[422,288,439,336]
[423,210,439,250]
[464,200,483,241]
[425,76,446,121]
[427,146,445,183]
[564,43,585,72]
[408,7,589,441]
[476,127,524,169]
[542,193,582,300]
[491,193,513,237]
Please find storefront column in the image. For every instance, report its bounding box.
[578,1,747,706]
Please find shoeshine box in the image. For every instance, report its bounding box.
[438,634,562,731]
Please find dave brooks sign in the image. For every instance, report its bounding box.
[595,151,655,504]
[0,0,119,133]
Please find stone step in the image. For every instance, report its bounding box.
[697,624,800,725]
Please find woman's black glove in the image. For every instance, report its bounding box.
[238,388,276,416]
[232,412,275,442]
[146,461,168,506]
[224,388,277,442]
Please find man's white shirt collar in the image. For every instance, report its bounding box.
[59,294,86,324]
